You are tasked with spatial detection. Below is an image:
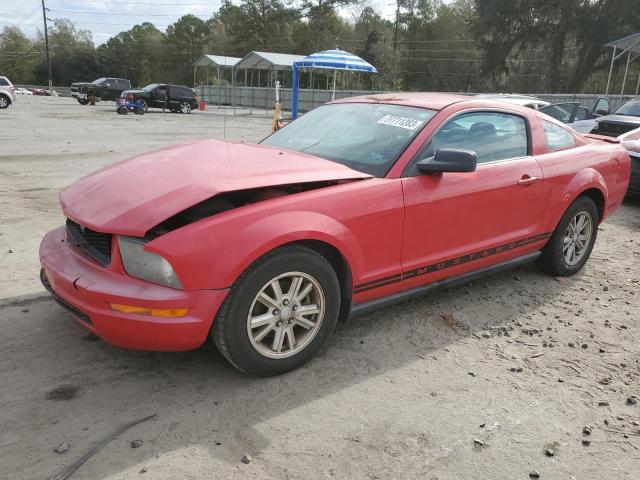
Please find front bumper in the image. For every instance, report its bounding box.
[39,226,229,351]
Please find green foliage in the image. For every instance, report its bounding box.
[2,0,639,94]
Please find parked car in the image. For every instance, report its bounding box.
[475,94,550,110]
[31,88,59,96]
[619,127,640,195]
[40,93,630,376]
[0,76,17,109]
[590,100,640,137]
[539,102,598,134]
[15,87,33,95]
[71,77,131,105]
[120,83,199,113]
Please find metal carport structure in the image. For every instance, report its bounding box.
[234,51,306,87]
[193,55,241,85]
[605,33,640,99]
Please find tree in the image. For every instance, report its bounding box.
[0,27,39,84]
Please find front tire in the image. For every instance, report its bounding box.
[536,196,599,276]
[212,246,340,376]
[77,97,89,105]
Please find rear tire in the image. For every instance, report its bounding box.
[535,196,599,276]
[77,97,89,105]
[0,95,10,109]
[179,102,191,114]
[212,245,340,376]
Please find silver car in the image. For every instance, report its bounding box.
[0,76,17,109]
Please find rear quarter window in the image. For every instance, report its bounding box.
[544,121,576,150]
[0,78,9,86]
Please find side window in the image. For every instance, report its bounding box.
[594,98,610,115]
[543,121,576,150]
[0,78,8,86]
[415,111,529,165]
[574,107,589,121]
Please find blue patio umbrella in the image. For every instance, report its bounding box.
[291,49,378,119]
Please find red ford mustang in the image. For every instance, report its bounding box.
[40,93,631,376]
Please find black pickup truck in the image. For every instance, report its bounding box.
[71,77,131,105]
[120,83,199,113]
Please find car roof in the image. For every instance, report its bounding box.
[330,92,551,116]
[477,94,549,106]
[332,92,471,111]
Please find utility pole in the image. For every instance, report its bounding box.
[393,1,400,52]
[41,0,53,92]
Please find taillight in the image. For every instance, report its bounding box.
[127,94,133,101]
[10,86,15,92]
[194,95,199,100]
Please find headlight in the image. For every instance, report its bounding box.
[118,236,183,289]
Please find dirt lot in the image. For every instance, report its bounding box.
[1,96,639,480]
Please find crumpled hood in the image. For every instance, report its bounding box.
[61,138,371,236]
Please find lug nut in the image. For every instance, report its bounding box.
[292,305,298,311]
[288,319,294,324]
[283,299,289,306]
[276,321,282,327]
[273,309,279,315]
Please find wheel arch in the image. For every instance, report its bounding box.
[287,239,353,322]
[578,187,606,222]
[553,168,608,229]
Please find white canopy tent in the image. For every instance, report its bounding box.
[193,54,241,85]
[604,33,640,99]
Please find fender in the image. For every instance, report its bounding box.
[147,209,365,291]
[551,167,607,228]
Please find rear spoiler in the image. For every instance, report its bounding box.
[583,133,620,143]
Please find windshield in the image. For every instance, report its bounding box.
[614,101,640,117]
[142,83,158,91]
[261,103,435,177]
[540,104,576,123]
[91,77,106,85]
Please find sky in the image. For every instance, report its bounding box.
[2,0,399,46]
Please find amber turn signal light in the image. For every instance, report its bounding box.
[110,303,188,318]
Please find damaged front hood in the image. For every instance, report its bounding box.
[61,138,371,236]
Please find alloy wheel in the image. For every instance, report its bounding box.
[562,211,593,266]
[0,97,8,108]
[247,272,325,359]
[180,102,191,114]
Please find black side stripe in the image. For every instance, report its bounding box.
[353,232,552,294]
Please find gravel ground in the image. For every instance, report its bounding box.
[0,96,639,480]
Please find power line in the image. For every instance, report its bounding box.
[62,0,226,4]
[49,9,212,17]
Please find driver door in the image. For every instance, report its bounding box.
[400,110,546,290]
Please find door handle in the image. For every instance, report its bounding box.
[517,175,539,186]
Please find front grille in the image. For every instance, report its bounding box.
[597,122,637,137]
[66,219,112,266]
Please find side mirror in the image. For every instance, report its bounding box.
[417,148,477,174]
[595,109,609,116]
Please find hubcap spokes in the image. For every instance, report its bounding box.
[247,272,325,358]
[563,211,592,266]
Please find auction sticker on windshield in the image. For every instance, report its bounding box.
[377,114,423,131]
